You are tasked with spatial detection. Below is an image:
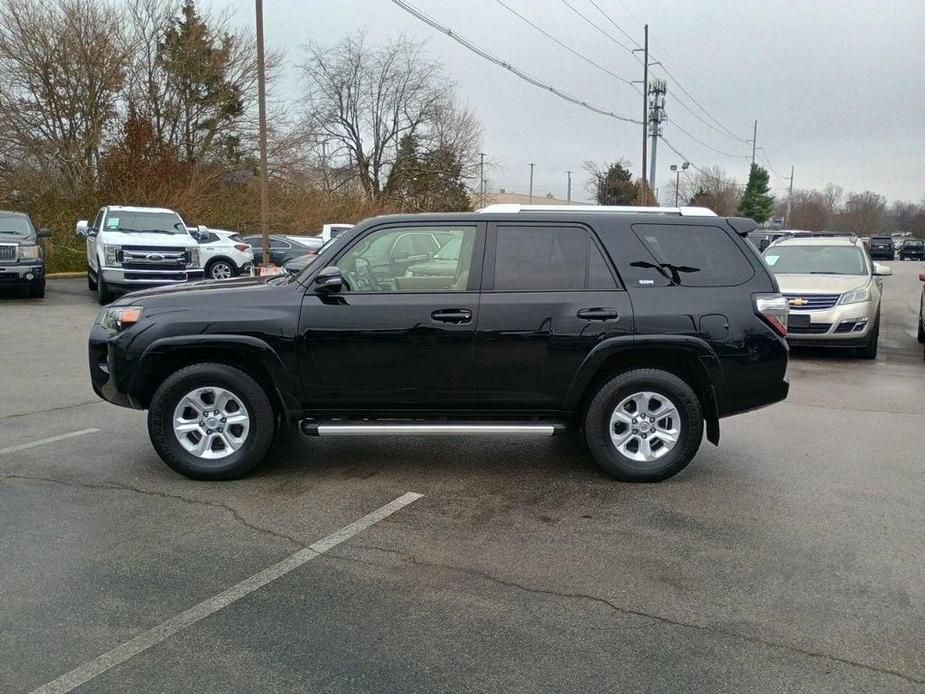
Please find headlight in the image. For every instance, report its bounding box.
[187,247,200,268]
[96,306,143,334]
[103,244,121,266]
[839,287,871,305]
[19,245,40,260]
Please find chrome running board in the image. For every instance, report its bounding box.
[301,421,560,436]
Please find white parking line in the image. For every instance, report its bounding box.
[0,428,99,455]
[30,491,424,694]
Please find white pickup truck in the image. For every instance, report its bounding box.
[77,205,205,304]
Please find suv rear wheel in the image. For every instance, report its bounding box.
[147,363,275,480]
[206,259,237,280]
[584,369,704,482]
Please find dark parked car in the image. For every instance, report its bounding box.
[918,272,925,346]
[899,238,924,261]
[89,205,790,481]
[868,235,895,260]
[241,234,316,266]
[0,210,52,298]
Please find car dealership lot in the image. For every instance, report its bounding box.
[1,271,923,692]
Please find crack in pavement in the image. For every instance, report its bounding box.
[1,399,103,420]
[0,473,305,548]
[783,400,923,417]
[332,543,924,687]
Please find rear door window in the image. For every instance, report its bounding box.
[492,225,618,291]
[631,224,755,287]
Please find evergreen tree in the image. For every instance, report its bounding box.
[157,0,244,162]
[592,161,638,205]
[384,134,471,211]
[737,164,774,223]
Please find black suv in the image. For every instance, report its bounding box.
[0,210,52,298]
[899,238,924,261]
[868,235,895,260]
[89,206,790,481]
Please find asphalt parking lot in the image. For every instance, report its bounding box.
[1,269,923,693]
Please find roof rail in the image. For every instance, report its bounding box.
[476,204,717,217]
[768,231,858,246]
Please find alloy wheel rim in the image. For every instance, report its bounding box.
[609,391,681,462]
[211,262,232,280]
[172,386,250,460]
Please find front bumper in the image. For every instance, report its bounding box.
[0,263,44,284]
[101,267,204,290]
[786,300,874,346]
[89,325,142,409]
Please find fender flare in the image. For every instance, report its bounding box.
[563,335,725,445]
[127,334,300,418]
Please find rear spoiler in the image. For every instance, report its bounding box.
[725,217,758,237]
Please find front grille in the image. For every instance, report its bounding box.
[0,244,17,261]
[123,271,189,282]
[120,246,190,269]
[784,294,840,311]
[789,323,832,335]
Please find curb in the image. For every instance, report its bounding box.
[47,272,85,279]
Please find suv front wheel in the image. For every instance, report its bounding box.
[148,363,275,480]
[584,369,704,482]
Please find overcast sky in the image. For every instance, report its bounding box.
[219,0,925,205]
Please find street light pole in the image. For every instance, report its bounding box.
[566,170,572,204]
[255,0,270,271]
[670,162,689,207]
[528,162,535,204]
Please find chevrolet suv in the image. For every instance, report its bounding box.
[89,205,790,481]
[763,234,891,358]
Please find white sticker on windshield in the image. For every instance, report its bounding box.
[106,217,120,229]
[765,255,780,266]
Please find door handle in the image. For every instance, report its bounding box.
[577,307,620,321]
[431,309,472,324]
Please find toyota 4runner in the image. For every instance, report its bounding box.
[89,205,790,481]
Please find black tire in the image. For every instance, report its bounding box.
[96,274,113,305]
[857,315,880,359]
[584,368,704,483]
[206,258,238,281]
[917,307,924,344]
[28,279,45,298]
[147,363,275,480]
[87,267,97,291]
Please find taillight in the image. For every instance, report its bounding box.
[754,293,789,337]
[234,244,250,252]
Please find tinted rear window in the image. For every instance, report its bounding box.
[493,225,617,291]
[631,224,755,287]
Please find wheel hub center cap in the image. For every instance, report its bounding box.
[205,416,219,429]
[639,421,651,432]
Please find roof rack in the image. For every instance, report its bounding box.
[768,231,858,246]
[476,204,717,217]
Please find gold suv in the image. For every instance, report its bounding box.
[763,235,892,358]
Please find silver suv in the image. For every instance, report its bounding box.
[763,234,892,358]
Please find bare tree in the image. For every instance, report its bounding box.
[822,183,843,223]
[0,0,129,192]
[671,166,740,216]
[838,191,887,235]
[785,190,829,230]
[301,33,478,200]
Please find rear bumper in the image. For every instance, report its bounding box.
[0,263,44,284]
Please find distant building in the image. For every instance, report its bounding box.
[477,191,591,207]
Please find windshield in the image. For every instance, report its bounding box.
[0,213,35,238]
[103,211,186,234]
[764,245,868,275]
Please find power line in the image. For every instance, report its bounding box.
[390,0,642,124]
[757,146,786,178]
[586,0,641,48]
[671,119,751,160]
[495,0,637,88]
[558,0,636,55]
[658,135,706,175]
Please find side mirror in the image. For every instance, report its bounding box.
[873,263,892,277]
[36,228,53,239]
[919,272,925,282]
[76,220,88,236]
[313,265,344,293]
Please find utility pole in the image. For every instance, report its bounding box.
[255,0,270,271]
[566,170,572,204]
[785,166,794,225]
[528,162,535,203]
[639,25,648,205]
[670,161,689,206]
[648,79,667,194]
[750,119,757,169]
[479,152,486,207]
